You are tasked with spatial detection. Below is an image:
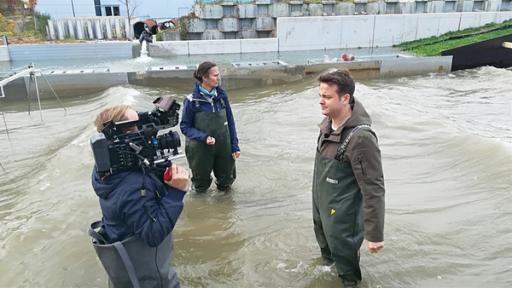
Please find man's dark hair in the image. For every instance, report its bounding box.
[318,69,355,107]
[193,61,217,83]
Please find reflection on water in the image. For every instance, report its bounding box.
[0,67,511,287]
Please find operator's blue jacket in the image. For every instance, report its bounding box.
[92,168,185,247]
[180,83,240,153]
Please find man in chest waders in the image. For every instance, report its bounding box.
[313,70,385,288]
[180,62,240,193]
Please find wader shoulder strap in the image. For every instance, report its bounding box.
[88,221,141,288]
[113,242,141,288]
[187,94,201,108]
[335,124,372,161]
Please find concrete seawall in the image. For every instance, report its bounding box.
[151,11,512,56]
[0,55,452,101]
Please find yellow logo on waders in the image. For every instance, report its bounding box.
[330,209,336,215]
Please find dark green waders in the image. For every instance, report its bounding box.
[185,109,235,192]
[312,152,364,283]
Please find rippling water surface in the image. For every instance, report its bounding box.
[0,66,511,287]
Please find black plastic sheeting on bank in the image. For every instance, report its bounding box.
[133,19,158,39]
[441,33,512,71]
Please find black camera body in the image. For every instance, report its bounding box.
[91,96,182,176]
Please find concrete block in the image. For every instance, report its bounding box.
[486,0,502,11]
[290,3,304,16]
[367,2,386,14]
[309,4,324,16]
[188,18,206,33]
[256,17,273,31]
[239,4,257,18]
[457,0,474,12]
[335,3,355,15]
[187,33,202,40]
[436,12,462,35]
[220,1,236,6]
[399,2,415,14]
[354,0,368,3]
[219,18,239,32]
[373,14,411,46]
[479,12,500,24]
[385,2,400,14]
[237,30,258,38]
[223,32,238,39]
[223,5,237,17]
[443,0,457,12]
[255,0,272,4]
[323,4,336,16]
[240,38,278,52]
[340,16,375,48]
[272,3,290,17]
[204,19,218,29]
[200,5,223,19]
[459,12,479,29]
[473,0,485,11]
[428,1,445,13]
[416,13,460,39]
[354,3,367,14]
[239,19,256,30]
[257,5,270,16]
[500,10,512,21]
[502,0,512,11]
[189,39,240,54]
[415,1,428,13]
[161,31,181,41]
[322,0,337,4]
[288,0,304,4]
[150,41,189,56]
[0,46,9,62]
[201,30,224,40]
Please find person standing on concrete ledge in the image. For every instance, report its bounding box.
[180,61,240,193]
[312,69,385,288]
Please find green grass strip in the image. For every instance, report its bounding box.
[398,20,512,56]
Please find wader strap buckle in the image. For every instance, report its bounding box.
[88,221,108,244]
[335,124,372,161]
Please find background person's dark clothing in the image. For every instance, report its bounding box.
[180,83,239,191]
[313,100,385,281]
[180,83,240,153]
[139,30,153,44]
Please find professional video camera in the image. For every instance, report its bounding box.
[90,96,182,177]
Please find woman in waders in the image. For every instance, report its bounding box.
[180,61,240,193]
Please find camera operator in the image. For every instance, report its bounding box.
[90,105,189,288]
